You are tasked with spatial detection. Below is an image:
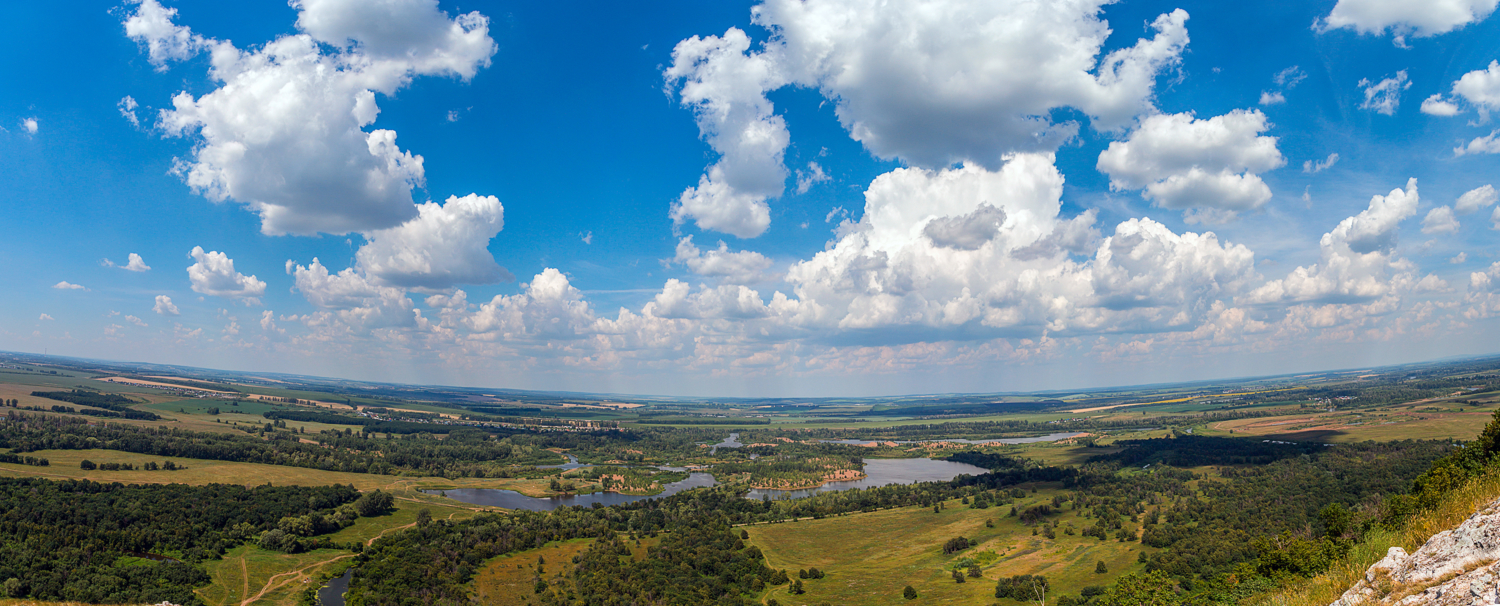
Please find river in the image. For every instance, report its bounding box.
[537,453,590,470]
[431,455,992,509]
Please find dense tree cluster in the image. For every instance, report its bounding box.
[0,413,562,477]
[0,453,47,466]
[30,390,159,420]
[0,477,359,604]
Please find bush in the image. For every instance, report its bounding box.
[903,585,917,599]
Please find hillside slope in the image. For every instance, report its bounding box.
[1331,497,1500,605]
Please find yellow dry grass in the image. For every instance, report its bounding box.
[1255,469,1500,606]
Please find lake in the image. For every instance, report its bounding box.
[743,457,990,500]
[708,432,742,453]
[317,568,353,606]
[427,472,720,511]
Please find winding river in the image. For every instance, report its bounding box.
[431,456,992,509]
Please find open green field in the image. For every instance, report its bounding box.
[0,448,608,503]
[200,545,353,606]
[1197,409,1496,443]
[198,498,480,606]
[470,539,597,606]
[749,491,1153,605]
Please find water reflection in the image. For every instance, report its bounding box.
[708,433,742,453]
[537,453,590,470]
[318,568,353,606]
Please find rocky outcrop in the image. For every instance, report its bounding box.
[1332,498,1500,605]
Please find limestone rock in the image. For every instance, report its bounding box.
[1332,498,1500,605]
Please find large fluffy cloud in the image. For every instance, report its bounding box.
[666,0,1191,237]
[1246,179,1420,304]
[1427,61,1500,120]
[187,246,267,303]
[355,194,510,289]
[1316,0,1498,43]
[1097,109,1284,223]
[665,29,789,238]
[288,258,417,329]
[672,236,776,284]
[126,0,495,236]
[784,154,1257,340]
[462,269,598,340]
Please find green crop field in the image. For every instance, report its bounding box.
[748,490,1153,605]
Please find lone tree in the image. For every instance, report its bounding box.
[1096,560,1109,574]
[952,569,965,583]
[903,585,918,600]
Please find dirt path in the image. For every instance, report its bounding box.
[240,557,249,603]
[239,553,355,606]
[237,520,426,606]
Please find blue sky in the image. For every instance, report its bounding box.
[2,0,1499,397]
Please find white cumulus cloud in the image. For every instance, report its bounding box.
[355,193,510,289]
[104,252,153,272]
[187,246,267,303]
[125,315,149,327]
[1246,178,1420,304]
[1097,109,1285,222]
[38,314,52,321]
[1316,0,1498,44]
[1456,130,1500,156]
[21,118,37,136]
[666,0,1191,236]
[289,258,417,329]
[1421,94,1462,116]
[673,236,776,284]
[153,295,180,316]
[1422,206,1461,234]
[53,281,86,291]
[127,0,496,236]
[123,0,204,67]
[1456,185,1497,214]
[783,154,1255,340]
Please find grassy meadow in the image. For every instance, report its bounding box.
[749,490,1153,605]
